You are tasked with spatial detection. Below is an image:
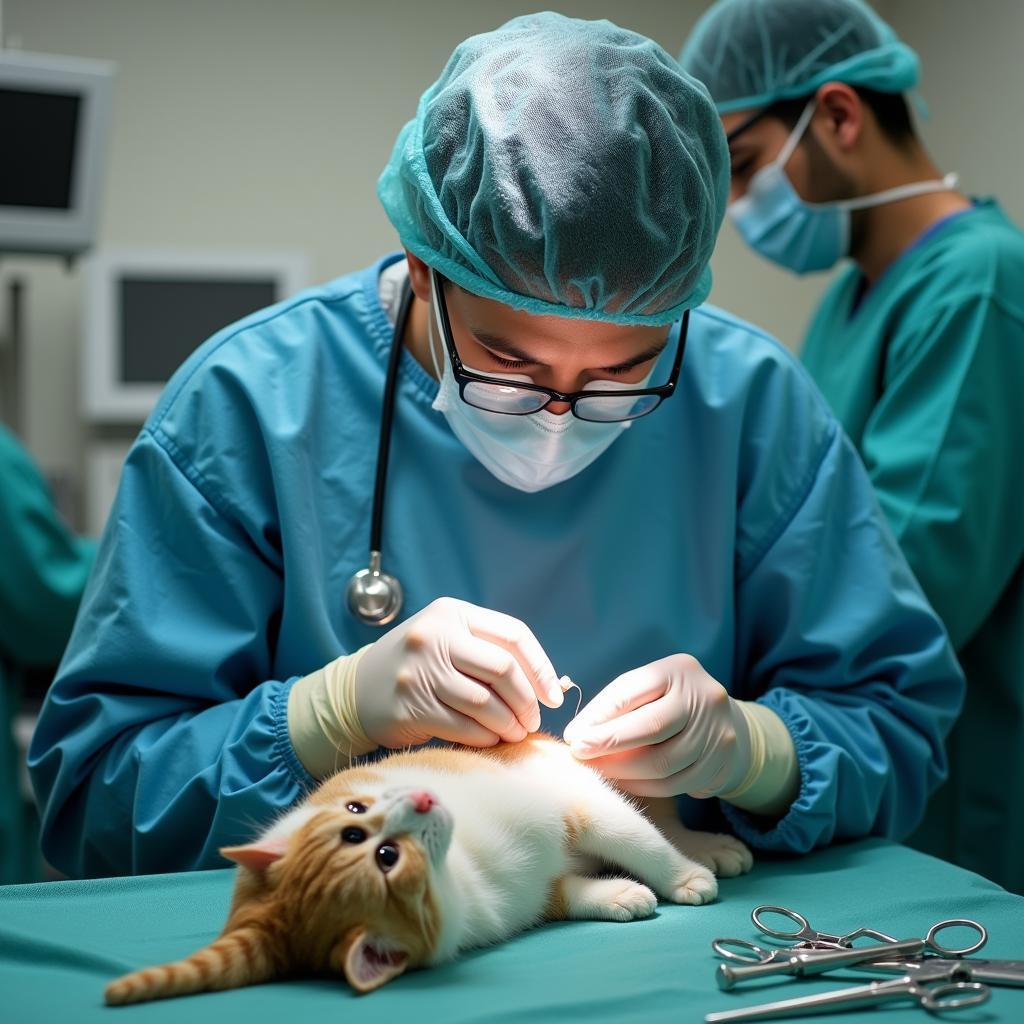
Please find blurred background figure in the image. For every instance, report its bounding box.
[680,0,1024,892]
[0,424,95,882]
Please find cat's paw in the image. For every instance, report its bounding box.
[682,831,754,878]
[602,879,659,921]
[574,877,658,922]
[669,864,719,906]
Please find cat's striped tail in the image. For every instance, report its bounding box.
[105,926,279,1006]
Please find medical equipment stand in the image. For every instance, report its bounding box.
[0,272,25,438]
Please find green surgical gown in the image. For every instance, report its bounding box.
[0,425,95,882]
[801,199,1024,893]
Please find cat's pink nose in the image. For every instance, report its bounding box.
[410,790,436,814]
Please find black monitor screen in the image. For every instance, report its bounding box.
[119,277,278,384]
[0,87,81,209]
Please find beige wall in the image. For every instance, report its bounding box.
[2,0,1020,532]
[887,0,1024,214]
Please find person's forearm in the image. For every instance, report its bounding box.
[723,427,963,853]
[30,678,309,877]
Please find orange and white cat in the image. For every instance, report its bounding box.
[105,736,751,1004]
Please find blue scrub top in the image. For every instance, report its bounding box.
[28,255,964,877]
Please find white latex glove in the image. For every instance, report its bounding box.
[562,654,752,798]
[355,597,564,749]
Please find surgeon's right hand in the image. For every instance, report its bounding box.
[355,597,564,748]
[287,597,564,778]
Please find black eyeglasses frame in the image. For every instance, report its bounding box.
[430,269,689,423]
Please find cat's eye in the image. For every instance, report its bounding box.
[376,843,400,872]
[346,801,368,814]
[341,827,367,844]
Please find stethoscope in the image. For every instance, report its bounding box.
[345,279,415,626]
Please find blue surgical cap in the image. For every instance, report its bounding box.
[680,0,920,114]
[378,12,729,326]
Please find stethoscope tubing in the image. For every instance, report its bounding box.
[369,279,415,556]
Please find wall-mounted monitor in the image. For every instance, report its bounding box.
[82,247,310,422]
[0,49,116,257]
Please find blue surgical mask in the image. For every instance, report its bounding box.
[728,100,959,275]
[427,285,651,493]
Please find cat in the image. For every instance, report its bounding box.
[105,735,752,1004]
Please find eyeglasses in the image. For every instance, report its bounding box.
[430,269,688,423]
[725,94,814,144]
[726,105,774,144]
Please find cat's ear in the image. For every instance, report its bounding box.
[220,835,290,873]
[339,928,409,993]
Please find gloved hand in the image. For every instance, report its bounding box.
[355,597,564,748]
[288,597,564,778]
[562,654,752,798]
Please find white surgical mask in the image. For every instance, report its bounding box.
[427,283,650,493]
[729,100,959,275]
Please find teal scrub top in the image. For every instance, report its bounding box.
[801,200,1024,893]
[0,424,95,882]
[28,256,964,878]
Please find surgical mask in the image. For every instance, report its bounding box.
[728,100,959,274]
[427,286,651,493]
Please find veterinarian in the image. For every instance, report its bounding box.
[0,424,95,882]
[680,0,1024,893]
[30,13,965,879]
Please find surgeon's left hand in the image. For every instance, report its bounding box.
[562,654,752,798]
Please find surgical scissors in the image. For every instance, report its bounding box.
[748,904,988,956]
[704,971,990,1022]
[861,953,1024,988]
[712,937,927,990]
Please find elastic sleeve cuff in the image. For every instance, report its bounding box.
[272,677,318,792]
[719,696,823,853]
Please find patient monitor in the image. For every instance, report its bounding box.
[82,247,309,422]
[0,49,115,257]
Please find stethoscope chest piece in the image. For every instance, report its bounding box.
[346,550,403,626]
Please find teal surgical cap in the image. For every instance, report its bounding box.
[378,12,729,326]
[680,0,920,114]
